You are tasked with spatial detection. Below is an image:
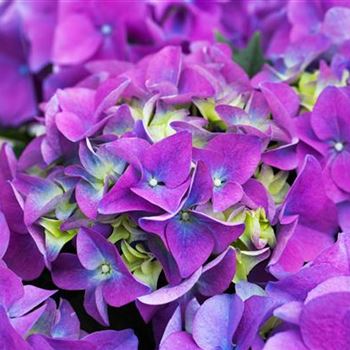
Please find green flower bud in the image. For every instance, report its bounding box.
[255,165,289,204]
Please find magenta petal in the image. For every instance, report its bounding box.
[205,134,262,184]
[264,330,308,350]
[55,87,96,142]
[337,203,350,232]
[260,82,299,138]
[142,131,192,188]
[0,306,32,350]
[311,86,350,141]
[53,14,102,65]
[212,181,243,212]
[9,285,56,318]
[161,331,200,350]
[300,292,350,349]
[10,304,47,337]
[271,156,338,275]
[331,151,350,192]
[0,212,10,259]
[146,46,182,96]
[262,142,299,171]
[0,266,23,310]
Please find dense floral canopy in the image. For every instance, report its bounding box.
[0,1,350,349]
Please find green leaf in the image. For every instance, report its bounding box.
[233,32,265,77]
[215,31,232,46]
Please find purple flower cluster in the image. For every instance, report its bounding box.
[1,1,350,350]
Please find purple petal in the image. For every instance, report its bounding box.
[28,334,95,350]
[192,294,244,350]
[323,7,350,44]
[161,307,182,346]
[234,295,278,350]
[99,166,159,214]
[337,203,350,232]
[75,180,104,219]
[197,248,236,297]
[52,299,80,340]
[77,228,116,270]
[141,131,192,188]
[273,301,303,325]
[23,177,64,226]
[147,235,182,285]
[305,276,350,303]
[185,298,200,334]
[138,268,202,305]
[4,232,45,280]
[262,142,299,171]
[11,304,47,337]
[52,253,93,290]
[9,285,56,318]
[131,176,190,213]
[192,211,244,254]
[102,273,150,308]
[313,232,350,274]
[83,329,138,350]
[166,217,214,278]
[205,134,262,184]
[216,105,248,127]
[83,285,108,326]
[185,160,212,208]
[267,263,341,303]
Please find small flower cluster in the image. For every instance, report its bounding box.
[1,1,350,350]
